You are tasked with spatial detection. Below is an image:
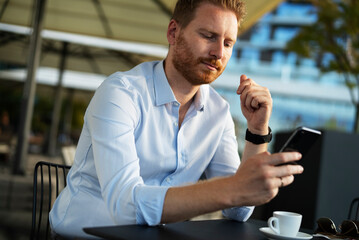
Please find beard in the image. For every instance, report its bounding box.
[172,31,226,86]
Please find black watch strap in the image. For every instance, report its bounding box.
[245,127,272,144]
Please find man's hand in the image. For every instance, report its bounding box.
[230,151,303,207]
[161,151,303,223]
[237,74,272,135]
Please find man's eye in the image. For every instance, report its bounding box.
[225,42,233,48]
[202,33,214,39]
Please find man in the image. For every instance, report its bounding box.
[50,0,303,238]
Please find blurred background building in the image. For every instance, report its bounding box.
[212,0,356,152]
[1,0,355,157]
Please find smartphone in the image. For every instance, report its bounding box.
[278,126,321,163]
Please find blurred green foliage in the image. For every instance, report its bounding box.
[286,0,359,132]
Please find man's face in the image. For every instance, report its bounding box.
[172,3,238,85]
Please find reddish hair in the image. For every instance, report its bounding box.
[172,0,246,29]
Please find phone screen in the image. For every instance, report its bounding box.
[279,126,321,157]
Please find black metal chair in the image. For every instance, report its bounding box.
[348,197,359,221]
[30,161,71,240]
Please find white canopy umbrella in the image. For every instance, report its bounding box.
[0,0,284,173]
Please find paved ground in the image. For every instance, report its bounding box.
[0,154,63,240]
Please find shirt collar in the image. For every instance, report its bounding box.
[193,85,206,112]
[153,60,207,112]
[153,60,177,106]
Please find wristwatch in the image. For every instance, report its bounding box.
[245,127,272,144]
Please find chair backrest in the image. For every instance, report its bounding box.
[348,197,359,221]
[30,161,71,240]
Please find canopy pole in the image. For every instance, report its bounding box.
[13,0,47,175]
[48,41,68,156]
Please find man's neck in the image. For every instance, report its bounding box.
[164,59,200,106]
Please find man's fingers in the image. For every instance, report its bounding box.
[243,91,269,111]
[240,74,247,83]
[267,152,304,181]
[237,79,250,94]
[237,75,256,94]
[240,89,271,115]
[270,152,302,166]
[251,98,259,109]
[279,175,295,188]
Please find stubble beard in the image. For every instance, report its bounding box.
[172,32,225,86]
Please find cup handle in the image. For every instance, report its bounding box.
[268,217,280,235]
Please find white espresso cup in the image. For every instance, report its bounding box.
[267,211,302,237]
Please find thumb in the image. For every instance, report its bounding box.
[240,74,247,84]
[237,74,248,94]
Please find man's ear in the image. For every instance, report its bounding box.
[167,19,179,45]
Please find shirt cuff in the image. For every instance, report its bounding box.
[222,206,254,222]
[134,185,170,226]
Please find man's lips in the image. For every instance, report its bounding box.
[202,61,219,71]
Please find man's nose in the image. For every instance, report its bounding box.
[209,41,224,59]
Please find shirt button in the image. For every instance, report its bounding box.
[173,102,179,107]
[174,122,178,127]
[166,177,171,183]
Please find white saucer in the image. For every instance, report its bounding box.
[259,227,313,240]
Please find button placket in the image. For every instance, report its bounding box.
[172,101,180,128]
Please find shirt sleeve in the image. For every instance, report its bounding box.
[87,77,168,226]
[205,109,240,178]
[205,109,254,222]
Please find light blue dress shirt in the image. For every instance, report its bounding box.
[50,60,254,238]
